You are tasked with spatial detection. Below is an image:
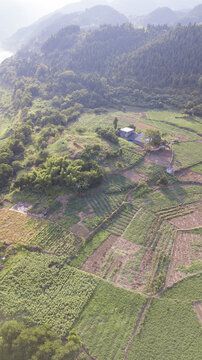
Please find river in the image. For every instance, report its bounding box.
[0,48,13,64]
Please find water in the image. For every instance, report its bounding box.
[0,48,13,63]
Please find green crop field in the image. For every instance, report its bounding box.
[191,163,202,174]
[161,273,202,301]
[0,252,98,335]
[75,281,147,360]
[31,223,81,256]
[173,142,202,168]
[127,298,202,360]
[103,174,133,193]
[106,203,137,236]
[124,209,157,245]
[87,192,125,217]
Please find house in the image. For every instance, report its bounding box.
[119,127,135,139]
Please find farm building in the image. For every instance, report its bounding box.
[120,127,135,139]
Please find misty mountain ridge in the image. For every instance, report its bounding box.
[132,4,202,26]
[5,5,127,52]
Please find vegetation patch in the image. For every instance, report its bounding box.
[70,230,110,268]
[75,281,147,360]
[127,299,202,360]
[0,252,98,336]
[162,273,202,301]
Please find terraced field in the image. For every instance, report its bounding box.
[87,192,125,217]
[124,209,157,245]
[106,204,137,236]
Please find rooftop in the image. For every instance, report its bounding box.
[120,127,134,132]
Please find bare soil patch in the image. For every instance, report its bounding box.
[136,122,157,131]
[122,169,147,183]
[169,209,202,229]
[70,223,90,239]
[144,148,172,167]
[130,248,154,292]
[165,231,202,288]
[176,169,202,184]
[172,133,190,142]
[81,235,141,289]
[81,235,117,275]
[193,301,202,325]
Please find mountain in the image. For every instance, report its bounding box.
[179,4,202,25]
[59,0,108,14]
[134,7,182,26]
[5,5,128,51]
[1,23,201,101]
[132,4,202,27]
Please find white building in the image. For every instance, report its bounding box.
[119,127,135,139]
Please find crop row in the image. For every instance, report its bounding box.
[156,205,194,220]
[31,222,81,257]
[124,209,158,246]
[0,253,98,336]
[106,204,137,236]
[87,193,124,217]
[146,222,175,293]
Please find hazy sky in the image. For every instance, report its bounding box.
[4,0,202,18]
[0,0,201,42]
[17,0,77,14]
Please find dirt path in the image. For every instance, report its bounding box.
[124,298,152,360]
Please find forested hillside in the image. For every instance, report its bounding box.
[5,5,128,52]
[1,23,201,114]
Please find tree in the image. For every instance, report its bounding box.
[0,164,13,188]
[113,117,118,130]
[143,129,161,147]
[0,321,81,360]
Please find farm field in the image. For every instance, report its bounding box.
[162,273,202,301]
[75,281,147,360]
[173,141,202,169]
[0,252,98,335]
[0,208,44,244]
[165,230,202,288]
[0,108,202,360]
[127,298,202,360]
